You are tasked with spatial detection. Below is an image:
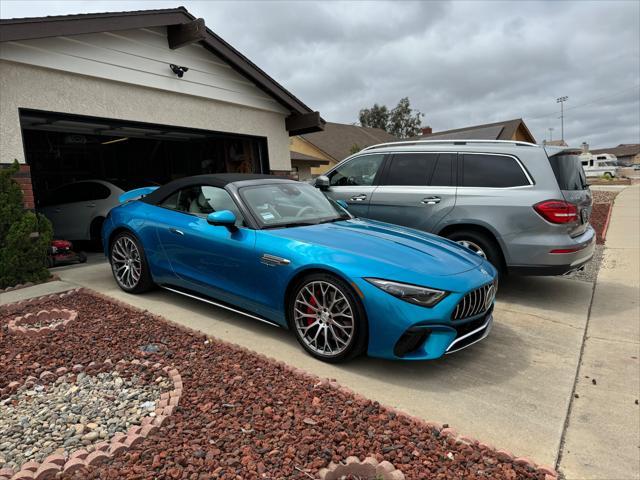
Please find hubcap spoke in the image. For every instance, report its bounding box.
[293,280,355,357]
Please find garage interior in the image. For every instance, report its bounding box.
[20,109,270,208]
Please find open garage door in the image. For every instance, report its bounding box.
[20,109,269,242]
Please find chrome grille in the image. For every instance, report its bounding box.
[452,281,497,321]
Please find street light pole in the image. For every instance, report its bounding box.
[548,127,554,142]
[556,96,568,141]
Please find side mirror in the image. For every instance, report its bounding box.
[336,200,348,210]
[315,175,330,191]
[206,210,237,230]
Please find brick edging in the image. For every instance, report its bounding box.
[600,202,614,243]
[0,287,81,315]
[319,456,404,479]
[8,308,77,335]
[0,360,182,480]
[73,288,559,479]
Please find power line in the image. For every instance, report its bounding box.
[526,84,640,120]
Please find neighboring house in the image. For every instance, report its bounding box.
[589,144,640,166]
[411,118,536,144]
[290,122,397,175]
[0,7,323,209]
[289,151,329,181]
[543,140,569,147]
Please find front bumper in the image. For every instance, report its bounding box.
[354,265,497,360]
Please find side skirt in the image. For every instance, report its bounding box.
[160,285,281,329]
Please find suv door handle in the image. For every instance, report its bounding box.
[169,228,184,236]
[421,196,441,205]
[349,194,367,202]
[86,203,96,208]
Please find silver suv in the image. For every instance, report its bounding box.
[314,140,595,275]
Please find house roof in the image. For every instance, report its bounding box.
[411,118,536,143]
[0,7,323,134]
[290,151,330,166]
[299,122,397,162]
[590,144,640,158]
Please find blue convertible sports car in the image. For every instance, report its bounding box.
[103,174,497,362]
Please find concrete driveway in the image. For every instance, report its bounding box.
[14,259,590,469]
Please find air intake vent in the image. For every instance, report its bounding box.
[452,281,497,321]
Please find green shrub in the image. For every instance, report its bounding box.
[0,161,53,288]
[0,160,24,245]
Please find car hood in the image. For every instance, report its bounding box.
[266,219,484,276]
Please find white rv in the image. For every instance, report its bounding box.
[580,153,619,178]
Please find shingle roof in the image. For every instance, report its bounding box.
[590,144,640,158]
[411,118,535,143]
[299,122,397,162]
[290,151,330,165]
[0,7,319,128]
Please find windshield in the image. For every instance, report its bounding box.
[240,183,350,228]
[548,154,588,191]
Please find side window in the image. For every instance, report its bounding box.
[384,153,438,186]
[159,185,243,226]
[329,154,384,186]
[462,154,529,188]
[430,153,456,186]
[87,183,111,201]
[66,183,95,203]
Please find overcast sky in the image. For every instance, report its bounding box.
[1,0,638,148]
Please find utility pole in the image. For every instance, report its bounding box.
[548,127,554,142]
[556,96,568,141]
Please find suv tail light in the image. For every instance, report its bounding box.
[534,200,578,224]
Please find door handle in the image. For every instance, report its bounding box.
[54,208,61,213]
[349,194,367,202]
[86,203,96,208]
[421,196,441,205]
[169,228,184,236]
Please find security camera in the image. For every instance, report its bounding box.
[169,64,189,78]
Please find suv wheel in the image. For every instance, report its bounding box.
[289,273,367,363]
[446,230,503,272]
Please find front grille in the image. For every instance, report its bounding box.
[451,281,497,321]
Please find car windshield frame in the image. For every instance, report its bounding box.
[238,182,352,229]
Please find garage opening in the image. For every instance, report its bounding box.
[20,109,270,243]
[20,108,270,206]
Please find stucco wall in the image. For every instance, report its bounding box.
[0,61,291,170]
[289,136,335,175]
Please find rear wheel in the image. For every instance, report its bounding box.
[446,230,504,273]
[109,232,154,293]
[90,217,105,250]
[289,273,367,363]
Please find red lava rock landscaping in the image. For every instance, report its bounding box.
[590,203,613,244]
[1,289,557,479]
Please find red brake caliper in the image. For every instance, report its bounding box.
[307,289,318,326]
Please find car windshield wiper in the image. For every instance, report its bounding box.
[315,216,349,225]
[263,221,318,229]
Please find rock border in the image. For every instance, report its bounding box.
[0,360,183,480]
[7,308,77,335]
[318,456,404,480]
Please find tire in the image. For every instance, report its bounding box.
[78,252,87,264]
[445,230,504,273]
[109,231,154,293]
[289,273,368,363]
[90,217,105,250]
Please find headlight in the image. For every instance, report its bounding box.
[365,278,448,307]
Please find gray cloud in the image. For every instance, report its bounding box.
[1,0,638,148]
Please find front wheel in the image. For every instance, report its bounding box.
[109,232,154,293]
[289,273,367,363]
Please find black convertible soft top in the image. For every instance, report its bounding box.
[141,174,286,205]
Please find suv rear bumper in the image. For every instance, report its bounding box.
[508,225,596,276]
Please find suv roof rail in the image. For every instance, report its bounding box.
[360,139,540,152]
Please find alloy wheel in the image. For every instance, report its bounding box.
[111,236,142,289]
[293,281,355,356]
[456,239,487,259]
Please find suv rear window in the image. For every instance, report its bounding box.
[548,154,588,191]
[461,154,530,188]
